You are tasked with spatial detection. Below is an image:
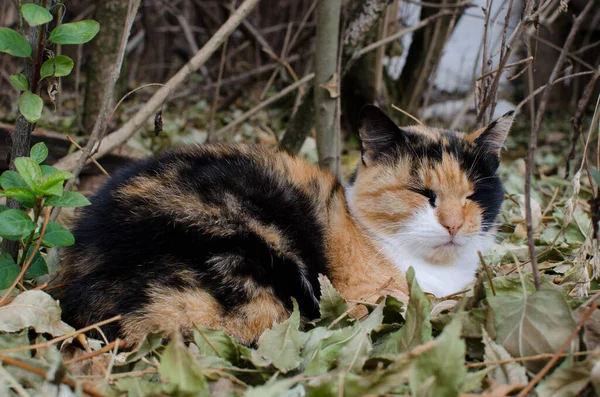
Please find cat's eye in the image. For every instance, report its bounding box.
[413,188,437,207]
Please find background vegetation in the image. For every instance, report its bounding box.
[1,0,600,395]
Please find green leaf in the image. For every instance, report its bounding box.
[116,332,163,366]
[14,157,42,191]
[0,209,36,240]
[0,27,31,57]
[20,3,53,27]
[159,334,208,395]
[9,73,28,91]
[40,55,75,79]
[409,316,466,397]
[42,222,75,247]
[0,290,74,335]
[489,287,577,372]
[252,299,309,372]
[2,187,36,208]
[23,248,48,279]
[39,170,73,196]
[40,58,54,80]
[49,20,100,45]
[302,326,357,376]
[193,326,243,365]
[371,267,432,358]
[45,191,90,207]
[1,170,28,189]
[338,300,385,373]
[40,165,59,179]
[315,274,350,328]
[30,142,48,164]
[19,91,43,123]
[0,253,20,290]
[53,55,74,77]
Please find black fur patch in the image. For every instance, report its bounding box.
[60,147,331,339]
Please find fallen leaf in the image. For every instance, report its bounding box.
[0,290,74,336]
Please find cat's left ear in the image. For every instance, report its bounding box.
[467,110,515,157]
[357,104,402,165]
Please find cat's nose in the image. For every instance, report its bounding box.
[442,219,463,236]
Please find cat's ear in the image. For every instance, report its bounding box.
[467,111,515,157]
[358,105,402,165]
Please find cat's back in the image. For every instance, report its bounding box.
[59,144,341,344]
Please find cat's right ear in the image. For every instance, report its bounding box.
[358,105,402,165]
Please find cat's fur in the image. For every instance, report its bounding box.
[58,105,513,344]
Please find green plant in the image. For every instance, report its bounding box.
[1,2,99,122]
[0,142,90,291]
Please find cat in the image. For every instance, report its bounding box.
[57,105,513,345]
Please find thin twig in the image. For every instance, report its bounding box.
[524,0,594,291]
[192,323,222,358]
[478,251,495,296]
[0,315,121,354]
[392,104,423,125]
[0,356,106,397]
[64,339,126,365]
[356,10,454,58]
[53,0,262,171]
[467,349,594,368]
[66,136,109,176]
[213,73,315,138]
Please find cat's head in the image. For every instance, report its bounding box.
[348,105,513,266]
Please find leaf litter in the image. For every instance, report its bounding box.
[1,121,600,396]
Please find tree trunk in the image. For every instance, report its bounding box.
[395,1,464,124]
[314,0,342,178]
[82,0,129,134]
[2,0,54,260]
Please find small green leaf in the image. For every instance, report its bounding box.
[40,58,54,80]
[19,91,43,123]
[30,142,48,164]
[49,20,100,45]
[45,191,90,207]
[2,187,36,208]
[315,274,350,328]
[0,209,36,240]
[0,253,20,290]
[39,170,73,196]
[9,73,28,91]
[42,222,75,247]
[14,157,42,191]
[20,3,53,27]
[252,299,309,372]
[1,171,27,190]
[40,165,59,179]
[23,248,48,279]
[159,334,208,395]
[0,28,31,57]
[193,326,243,365]
[54,55,74,77]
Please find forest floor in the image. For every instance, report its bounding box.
[0,98,599,396]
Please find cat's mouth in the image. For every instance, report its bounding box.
[434,240,463,249]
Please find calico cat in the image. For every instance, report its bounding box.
[58,105,513,345]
